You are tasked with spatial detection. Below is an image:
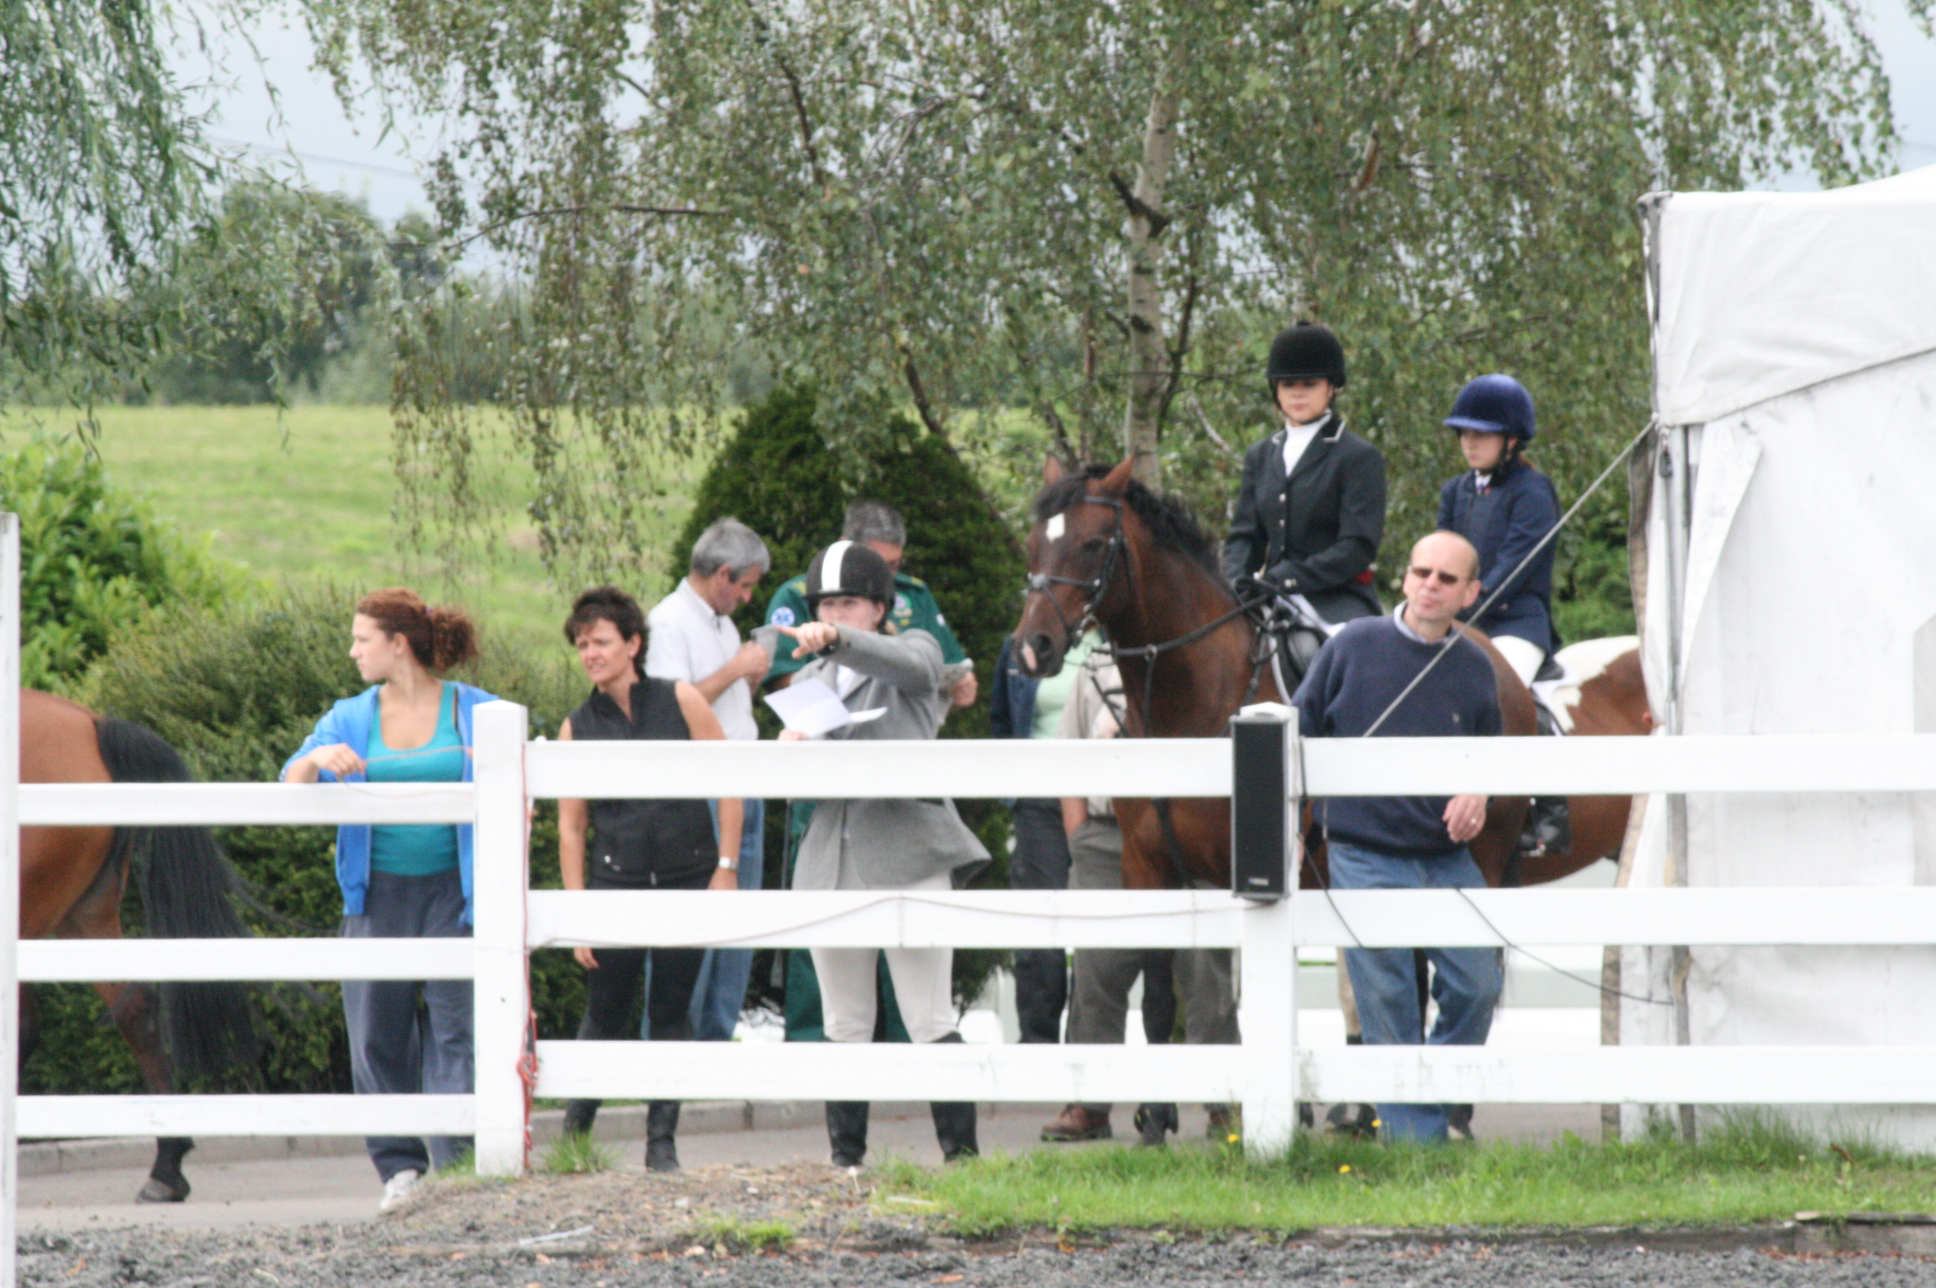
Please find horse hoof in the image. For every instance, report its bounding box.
[137,1177,189,1204]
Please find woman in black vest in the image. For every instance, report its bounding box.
[555,586,744,1172]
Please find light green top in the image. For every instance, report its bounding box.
[1030,632,1098,740]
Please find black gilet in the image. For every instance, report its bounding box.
[567,677,718,887]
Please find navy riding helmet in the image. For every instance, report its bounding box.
[1444,373,1536,442]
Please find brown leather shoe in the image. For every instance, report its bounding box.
[1040,1104,1113,1142]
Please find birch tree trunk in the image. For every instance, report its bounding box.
[1121,47,1184,490]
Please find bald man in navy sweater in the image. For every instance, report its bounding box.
[1291,531,1503,1143]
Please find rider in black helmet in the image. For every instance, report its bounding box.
[1224,321,1388,677]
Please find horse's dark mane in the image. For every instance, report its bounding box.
[1032,466,1223,579]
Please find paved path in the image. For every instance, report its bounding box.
[17,1100,1602,1231]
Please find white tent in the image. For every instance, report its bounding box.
[1625,164,1936,1144]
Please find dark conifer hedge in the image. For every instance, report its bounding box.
[671,386,1027,1008]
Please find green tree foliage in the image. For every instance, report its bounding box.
[316,0,1913,599]
[0,439,235,691]
[0,0,206,410]
[35,585,588,1096]
[136,183,444,405]
[671,385,1022,1005]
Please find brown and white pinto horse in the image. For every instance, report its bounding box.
[22,689,256,1202]
[1013,458,1647,889]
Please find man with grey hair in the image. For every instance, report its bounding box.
[644,517,771,1043]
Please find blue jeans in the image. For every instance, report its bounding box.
[642,798,765,1042]
[1327,839,1502,1144]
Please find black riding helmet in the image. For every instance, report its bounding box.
[803,540,895,622]
[1265,321,1347,396]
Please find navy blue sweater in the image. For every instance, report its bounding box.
[1291,614,1503,857]
[1437,458,1561,653]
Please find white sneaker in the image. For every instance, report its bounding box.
[379,1168,422,1215]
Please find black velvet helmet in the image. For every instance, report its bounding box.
[1266,321,1347,389]
[803,540,895,610]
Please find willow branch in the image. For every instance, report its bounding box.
[444,203,725,250]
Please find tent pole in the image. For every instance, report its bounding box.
[1659,423,1696,1143]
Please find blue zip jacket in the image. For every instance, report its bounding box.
[989,635,1039,740]
[1437,458,1561,654]
[281,681,499,925]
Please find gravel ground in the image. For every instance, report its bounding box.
[18,1162,1935,1287]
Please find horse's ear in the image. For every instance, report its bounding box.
[1097,456,1136,497]
[1042,454,1065,485]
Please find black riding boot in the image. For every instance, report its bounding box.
[826,1101,870,1168]
[1133,1102,1178,1147]
[1518,796,1572,859]
[927,1033,978,1162]
[931,1099,979,1162]
[562,1099,599,1139]
[645,1101,681,1173]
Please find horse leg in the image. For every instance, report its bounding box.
[90,979,195,1202]
[19,985,42,1081]
[61,847,195,1204]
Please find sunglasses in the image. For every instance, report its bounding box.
[1407,565,1468,586]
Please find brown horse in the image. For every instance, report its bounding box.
[22,689,255,1202]
[1014,458,1654,890]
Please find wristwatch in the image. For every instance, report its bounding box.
[717,854,739,872]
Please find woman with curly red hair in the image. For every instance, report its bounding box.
[282,588,498,1214]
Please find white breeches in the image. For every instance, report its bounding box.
[1491,634,1544,687]
[812,869,959,1044]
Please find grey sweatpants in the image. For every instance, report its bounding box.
[1066,817,1238,1113]
[341,867,474,1181]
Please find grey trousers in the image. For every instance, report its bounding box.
[1066,818,1238,1113]
[341,868,474,1181]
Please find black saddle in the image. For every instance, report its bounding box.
[1260,605,1328,694]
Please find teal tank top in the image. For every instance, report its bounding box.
[366,683,464,876]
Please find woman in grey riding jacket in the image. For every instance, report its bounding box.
[774,539,989,1168]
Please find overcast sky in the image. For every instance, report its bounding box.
[175,4,1936,233]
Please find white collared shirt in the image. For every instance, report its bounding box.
[1393,600,1436,646]
[644,579,758,741]
[1280,415,1326,476]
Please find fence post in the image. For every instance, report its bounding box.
[1233,705,1300,1159]
[471,700,530,1176]
[0,515,20,1288]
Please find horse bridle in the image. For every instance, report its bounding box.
[1022,494,1130,645]
[1025,494,1273,675]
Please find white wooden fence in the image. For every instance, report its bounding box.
[6,512,1936,1284]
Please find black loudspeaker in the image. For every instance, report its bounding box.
[1230,710,1294,900]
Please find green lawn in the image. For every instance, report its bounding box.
[19,405,705,655]
[877,1120,1936,1232]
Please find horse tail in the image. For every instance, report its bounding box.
[95,718,259,1080]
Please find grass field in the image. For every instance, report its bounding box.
[879,1118,1936,1232]
[16,405,706,654]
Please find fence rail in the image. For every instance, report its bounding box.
[6,683,1936,1287]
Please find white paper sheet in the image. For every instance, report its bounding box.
[763,677,885,736]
